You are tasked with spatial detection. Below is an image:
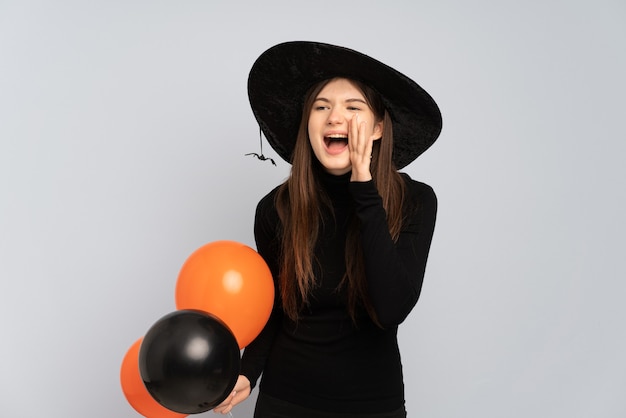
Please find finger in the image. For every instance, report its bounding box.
[349,115,364,157]
[215,403,234,415]
[214,405,232,415]
[356,114,364,154]
[232,389,248,405]
[212,392,235,413]
[213,403,230,414]
[348,114,358,151]
[358,116,374,158]
[359,120,373,163]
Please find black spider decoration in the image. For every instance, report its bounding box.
[245,152,276,166]
[246,128,276,166]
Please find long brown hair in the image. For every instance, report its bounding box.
[275,77,406,324]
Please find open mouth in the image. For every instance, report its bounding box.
[324,134,348,153]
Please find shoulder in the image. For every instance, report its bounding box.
[399,173,437,205]
[254,184,283,233]
[398,173,437,225]
[256,184,281,213]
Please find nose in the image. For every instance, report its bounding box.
[327,108,345,125]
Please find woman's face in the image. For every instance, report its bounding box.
[307,78,383,176]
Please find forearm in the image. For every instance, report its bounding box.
[350,179,437,326]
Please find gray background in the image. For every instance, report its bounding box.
[1,0,625,417]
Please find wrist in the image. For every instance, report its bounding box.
[350,171,372,182]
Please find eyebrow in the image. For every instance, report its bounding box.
[314,97,369,105]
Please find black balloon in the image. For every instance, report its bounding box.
[138,309,240,414]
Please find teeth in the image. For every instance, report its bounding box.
[327,134,348,139]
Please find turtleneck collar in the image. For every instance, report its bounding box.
[318,169,352,205]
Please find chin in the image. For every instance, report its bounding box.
[314,152,351,175]
[323,164,351,176]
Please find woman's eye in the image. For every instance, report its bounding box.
[347,106,361,111]
[315,105,329,110]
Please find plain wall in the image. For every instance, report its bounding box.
[1,1,625,417]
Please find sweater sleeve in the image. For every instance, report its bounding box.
[239,189,283,389]
[349,177,437,327]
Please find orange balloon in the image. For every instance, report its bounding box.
[175,240,274,349]
[120,338,188,418]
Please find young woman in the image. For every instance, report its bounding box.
[215,41,442,418]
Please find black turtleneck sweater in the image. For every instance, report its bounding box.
[240,171,437,414]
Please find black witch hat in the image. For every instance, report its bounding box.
[248,41,442,169]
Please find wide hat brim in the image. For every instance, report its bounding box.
[248,41,442,169]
